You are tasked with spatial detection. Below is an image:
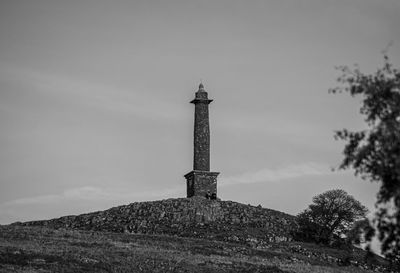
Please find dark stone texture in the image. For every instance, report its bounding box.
[184,170,219,198]
[186,84,219,198]
[19,198,296,245]
[191,88,212,172]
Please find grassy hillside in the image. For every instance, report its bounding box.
[0,225,390,273]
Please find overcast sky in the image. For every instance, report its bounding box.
[1,0,399,224]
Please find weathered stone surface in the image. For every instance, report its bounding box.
[185,171,218,199]
[186,83,219,198]
[19,198,295,245]
[191,83,212,172]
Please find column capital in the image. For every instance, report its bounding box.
[190,98,213,104]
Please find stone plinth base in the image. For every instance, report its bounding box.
[184,170,219,198]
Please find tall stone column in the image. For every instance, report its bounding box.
[185,83,219,198]
[193,83,211,171]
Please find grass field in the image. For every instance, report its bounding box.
[0,225,390,273]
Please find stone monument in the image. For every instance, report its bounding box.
[184,83,219,198]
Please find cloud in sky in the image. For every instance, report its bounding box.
[0,0,397,227]
[0,185,182,224]
[0,162,373,225]
[0,66,185,122]
[2,162,330,207]
[2,186,181,207]
[219,162,331,186]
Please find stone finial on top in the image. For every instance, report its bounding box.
[198,82,205,91]
[194,82,209,101]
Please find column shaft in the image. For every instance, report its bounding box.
[193,102,210,171]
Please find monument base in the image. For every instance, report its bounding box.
[184,170,219,198]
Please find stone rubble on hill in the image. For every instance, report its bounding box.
[19,197,295,245]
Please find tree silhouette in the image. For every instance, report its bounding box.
[330,53,400,262]
[295,189,368,245]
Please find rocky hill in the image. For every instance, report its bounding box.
[5,197,396,272]
[18,197,295,246]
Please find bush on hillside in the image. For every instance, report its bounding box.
[293,189,368,247]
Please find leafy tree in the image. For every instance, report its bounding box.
[345,218,374,246]
[330,54,400,262]
[295,189,368,245]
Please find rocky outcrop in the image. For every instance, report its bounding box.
[19,197,295,244]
